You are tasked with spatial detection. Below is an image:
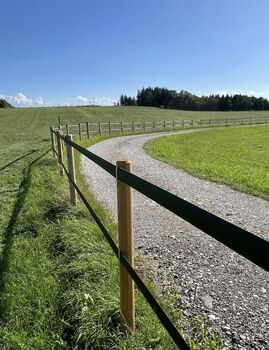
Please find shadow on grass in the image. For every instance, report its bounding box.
[0,149,38,172]
[0,150,49,318]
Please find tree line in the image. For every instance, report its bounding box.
[120,87,269,111]
[0,99,14,108]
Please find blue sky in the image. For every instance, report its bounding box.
[1,0,269,107]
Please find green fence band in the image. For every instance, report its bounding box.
[55,131,269,273]
[54,147,190,349]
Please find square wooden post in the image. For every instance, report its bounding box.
[78,123,82,140]
[56,131,64,176]
[86,122,90,139]
[50,127,56,158]
[117,160,135,333]
[66,134,77,205]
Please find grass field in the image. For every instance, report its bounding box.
[145,125,269,200]
[1,105,269,130]
[0,105,230,348]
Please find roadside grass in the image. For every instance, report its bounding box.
[0,133,224,349]
[0,102,225,350]
[144,125,269,200]
[0,140,180,349]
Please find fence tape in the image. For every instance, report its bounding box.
[53,130,269,273]
[53,144,190,349]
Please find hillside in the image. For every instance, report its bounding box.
[1,106,269,144]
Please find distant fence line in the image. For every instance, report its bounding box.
[56,115,269,139]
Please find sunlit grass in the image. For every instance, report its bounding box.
[145,125,269,199]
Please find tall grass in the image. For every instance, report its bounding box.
[0,106,226,348]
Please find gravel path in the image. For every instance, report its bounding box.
[81,129,269,349]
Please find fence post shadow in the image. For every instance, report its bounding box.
[0,151,48,318]
[0,150,38,172]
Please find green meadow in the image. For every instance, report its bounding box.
[2,105,267,348]
[1,105,269,129]
[145,125,269,200]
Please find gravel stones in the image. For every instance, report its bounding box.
[201,294,214,309]
[81,129,269,349]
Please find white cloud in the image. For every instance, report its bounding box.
[36,97,44,105]
[8,92,33,106]
[89,97,117,106]
[15,93,32,105]
[2,92,118,107]
[74,96,117,106]
[76,96,88,103]
[4,93,49,107]
[247,91,268,98]
[215,90,228,95]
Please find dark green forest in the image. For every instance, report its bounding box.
[0,99,13,108]
[120,87,269,111]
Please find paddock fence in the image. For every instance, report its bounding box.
[49,121,269,349]
[57,115,269,139]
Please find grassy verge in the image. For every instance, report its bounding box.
[144,125,269,200]
[0,129,224,349]
[0,141,178,349]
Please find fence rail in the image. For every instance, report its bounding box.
[52,130,190,349]
[50,123,269,349]
[53,115,269,138]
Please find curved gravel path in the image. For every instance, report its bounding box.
[81,129,269,349]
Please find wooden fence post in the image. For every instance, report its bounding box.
[66,134,77,206]
[58,125,62,144]
[172,120,175,129]
[163,120,165,129]
[191,120,193,128]
[120,122,123,133]
[153,121,155,130]
[78,123,82,140]
[56,131,64,176]
[86,122,90,139]
[132,122,134,132]
[143,122,146,131]
[117,160,135,333]
[50,127,56,158]
[182,120,184,128]
[98,122,102,136]
[108,121,111,135]
[66,123,69,135]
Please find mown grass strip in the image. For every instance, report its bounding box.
[145,125,269,200]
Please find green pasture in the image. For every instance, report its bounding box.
[1,105,269,133]
[0,106,227,349]
[145,125,269,200]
